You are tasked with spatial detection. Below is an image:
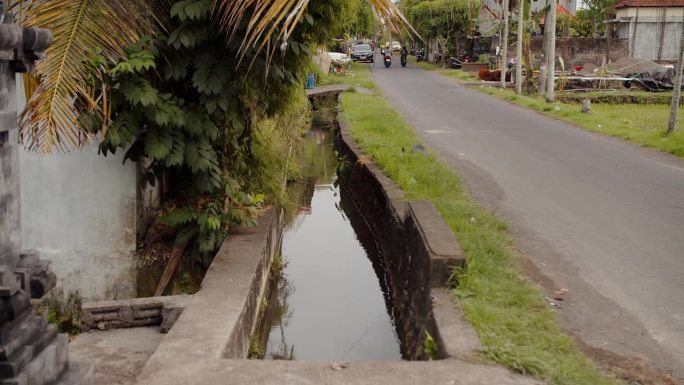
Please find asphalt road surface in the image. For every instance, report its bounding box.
[369,58,684,380]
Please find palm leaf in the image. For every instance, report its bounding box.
[16,0,164,153]
[212,0,419,63]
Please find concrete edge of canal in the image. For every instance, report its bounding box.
[130,90,543,385]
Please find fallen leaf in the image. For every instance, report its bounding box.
[330,361,349,371]
[553,288,568,301]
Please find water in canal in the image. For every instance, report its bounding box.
[260,107,401,361]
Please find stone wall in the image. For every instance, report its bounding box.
[0,63,20,276]
[531,37,629,67]
[335,118,465,360]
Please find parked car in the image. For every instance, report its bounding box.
[327,51,351,64]
[351,43,374,63]
[391,41,401,51]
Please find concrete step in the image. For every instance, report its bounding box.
[136,358,543,385]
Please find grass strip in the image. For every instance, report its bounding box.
[415,62,684,158]
[412,58,480,82]
[338,66,622,385]
[473,86,684,158]
[314,62,379,92]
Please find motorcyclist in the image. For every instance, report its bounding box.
[400,47,408,65]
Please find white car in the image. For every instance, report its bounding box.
[391,41,401,51]
[327,52,351,64]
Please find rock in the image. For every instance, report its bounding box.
[553,288,568,301]
[581,98,592,114]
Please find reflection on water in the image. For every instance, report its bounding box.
[262,125,401,361]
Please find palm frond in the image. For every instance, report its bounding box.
[16,0,163,153]
[212,0,419,63]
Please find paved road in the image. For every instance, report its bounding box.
[370,59,684,380]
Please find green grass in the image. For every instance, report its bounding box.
[315,62,378,92]
[476,87,684,158]
[338,64,622,385]
[413,62,684,157]
[412,57,480,82]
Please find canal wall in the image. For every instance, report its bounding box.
[136,207,283,383]
[336,116,467,360]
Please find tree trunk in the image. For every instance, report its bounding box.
[500,0,510,88]
[606,21,612,65]
[154,241,189,296]
[545,0,557,102]
[667,16,684,135]
[515,0,525,94]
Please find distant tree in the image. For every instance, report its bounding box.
[572,9,595,37]
[342,0,378,39]
[404,0,480,64]
[579,0,618,36]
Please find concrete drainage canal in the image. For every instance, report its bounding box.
[249,93,453,362]
[132,91,476,385]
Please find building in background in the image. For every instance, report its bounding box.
[614,0,684,62]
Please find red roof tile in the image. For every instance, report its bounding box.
[540,5,575,24]
[615,0,684,8]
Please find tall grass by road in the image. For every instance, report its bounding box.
[336,64,622,385]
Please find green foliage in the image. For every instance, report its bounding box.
[36,288,83,335]
[83,0,340,263]
[403,0,480,58]
[248,336,266,359]
[576,0,618,37]
[571,9,595,37]
[341,0,377,38]
[424,330,439,360]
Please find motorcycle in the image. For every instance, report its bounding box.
[415,48,424,62]
[400,53,407,67]
[384,54,392,68]
[448,56,463,69]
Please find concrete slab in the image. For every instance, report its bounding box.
[431,288,481,360]
[69,327,163,385]
[306,84,351,97]
[306,84,373,98]
[136,208,281,383]
[135,358,542,385]
[81,294,191,332]
[408,201,466,288]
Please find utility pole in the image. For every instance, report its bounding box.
[500,0,510,88]
[515,0,525,94]
[545,0,557,102]
[538,0,551,96]
[667,15,684,135]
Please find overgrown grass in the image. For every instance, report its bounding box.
[338,65,622,385]
[476,87,684,158]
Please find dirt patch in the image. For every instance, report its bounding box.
[520,258,680,385]
[579,343,680,385]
